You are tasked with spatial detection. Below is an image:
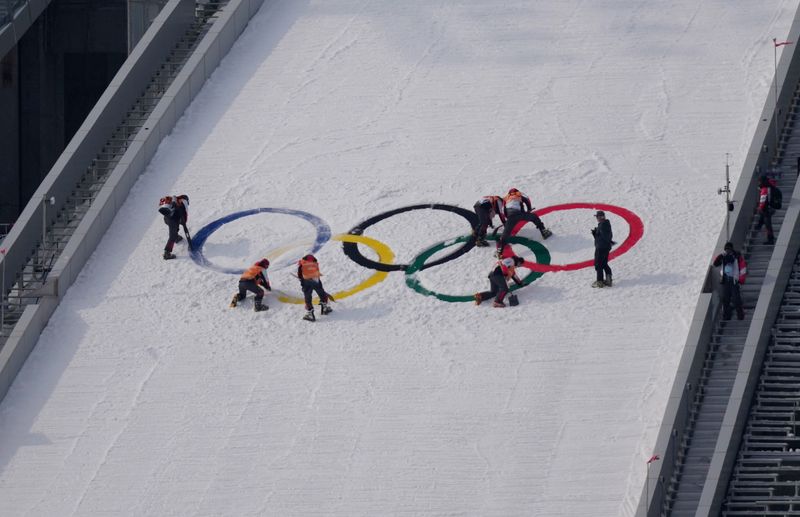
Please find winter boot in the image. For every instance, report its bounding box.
[591,280,605,288]
[303,309,315,322]
[175,235,183,244]
[163,250,176,260]
[604,275,613,287]
[254,301,268,312]
[230,293,240,308]
[320,302,332,315]
[492,300,506,308]
[474,293,482,306]
[475,238,490,247]
[540,228,553,240]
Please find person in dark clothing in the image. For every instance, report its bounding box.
[230,258,271,312]
[472,195,504,247]
[297,254,332,322]
[591,210,613,288]
[158,194,189,260]
[712,242,747,320]
[474,255,524,308]
[496,188,552,256]
[756,175,776,245]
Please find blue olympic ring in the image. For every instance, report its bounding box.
[190,208,331,274]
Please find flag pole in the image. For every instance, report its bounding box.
[772,39,794,172]
[774,38,780,164]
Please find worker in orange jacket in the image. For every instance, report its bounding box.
[230,258,271,312]
[298,254,332,322]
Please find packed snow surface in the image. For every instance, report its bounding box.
[1,1,798,515]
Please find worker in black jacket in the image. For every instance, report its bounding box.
[158,194,189,260]
[591,210,613,288]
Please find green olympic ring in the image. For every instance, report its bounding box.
[404,235,551,302]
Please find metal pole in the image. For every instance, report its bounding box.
[1,248,5,332]
[42,196,47,247]
[774,38,780,166]
[718,154,732,240]
[645,469,649,515]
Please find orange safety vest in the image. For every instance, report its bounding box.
[504,191,523,212]
[240,264,265,281]
[299,258,321,280]
[492,257,518,278]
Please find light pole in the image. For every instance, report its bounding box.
[718,154,733,240]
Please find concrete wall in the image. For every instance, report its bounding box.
[0,0,268,400]
[636,7,800,516]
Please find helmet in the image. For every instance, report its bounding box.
[257,258,270,268]
[302,254,316,262]
[508,188,519,195]
[724,242,734,251]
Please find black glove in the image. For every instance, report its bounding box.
[591,228,597,236]
[265,283,272,291]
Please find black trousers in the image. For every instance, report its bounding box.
[498,211,545,249]
[756,207,774,238]
[594,247,612,281]
[720,279,744,319]
[238,279,265,304]
[302,279,328,310]
[164,217,181,252]
[478,273,509,303]
[473,202,493,240]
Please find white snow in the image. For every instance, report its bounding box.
[1,1,798,515]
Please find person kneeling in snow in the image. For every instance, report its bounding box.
[474,255,524,308]
[298,254,332,322]
[230,258,271,312]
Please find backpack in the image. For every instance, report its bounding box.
[770,185,783,210]
[158,196,176,217]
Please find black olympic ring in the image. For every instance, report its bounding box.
[343,203,478,272]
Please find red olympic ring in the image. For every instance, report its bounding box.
[508,202,644,273]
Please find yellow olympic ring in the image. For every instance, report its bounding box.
[265,234,394,304]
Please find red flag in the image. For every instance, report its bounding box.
[647,454,660,464]
[774,39,794,47]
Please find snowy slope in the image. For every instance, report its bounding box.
[1,1,798,515]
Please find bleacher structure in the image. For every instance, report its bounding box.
[0,0,266,401]
[660,112,800,516]
[639,6,800,516]
[0,0,228,346]
[721,256,800,515]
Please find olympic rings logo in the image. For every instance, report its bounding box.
[189,203,644,304]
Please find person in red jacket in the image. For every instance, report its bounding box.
[474,255,525,308]
[496,188,552,256]
[712,242,747,320]
[230,258,271,312]
[158,194,189,260]
[472,195,505,247]
[756,175,776,245]
[298,254,332,322]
